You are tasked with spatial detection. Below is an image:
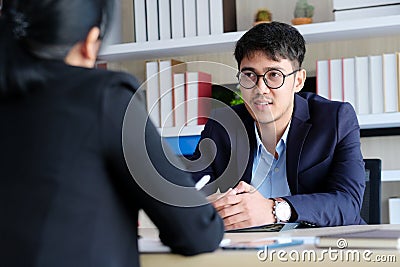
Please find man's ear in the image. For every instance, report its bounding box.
[294,69,306,93]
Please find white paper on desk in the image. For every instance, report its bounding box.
[138,238,171,253]
[139,237,232,252]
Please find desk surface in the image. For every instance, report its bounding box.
[139,224,400,266]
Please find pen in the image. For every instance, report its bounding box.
[195,175,210,191]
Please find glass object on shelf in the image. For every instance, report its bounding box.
[292,0,314,25]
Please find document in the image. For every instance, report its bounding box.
[138,238,170,253]
[316,229,400,249]
[220,237,303,250]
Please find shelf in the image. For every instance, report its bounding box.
[99,31,243,62]
[158,112,400,139]
[158,125,204,137]
[358,113,400,129]
[98,15,400,62]
[382,170,400,182]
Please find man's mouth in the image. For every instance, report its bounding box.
[254,98,273,105]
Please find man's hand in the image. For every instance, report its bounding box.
[206,188,237,203]
[210,181,276,231]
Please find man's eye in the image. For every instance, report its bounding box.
[268,71,282,78]
[243,72,256,78]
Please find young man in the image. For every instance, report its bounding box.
[190,22,366,230]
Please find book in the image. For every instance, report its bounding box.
[145,60,160,127]
[170,0,184,39]
[185,71,212,126]
[368,55,384,114]
[329,59,343,102]
[389,197,400,224]
[397,52,400,111]
[316,60,329,99]
[355,56,370,115]
[158,0,171,40]
[383,54,399,112]
[316,229,400,249]
[196,0,210,36]
[173,73,186,128]
[222,0,236,33]
[183,0,197,37]
[159,60,186,128]
[133,0,147,42]
[95,61,108,70]
[121,0,135,42]
[146,0,159,41]
[210,0,224,34]
[342,57,357,111]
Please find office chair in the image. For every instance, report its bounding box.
[360,158,382,224]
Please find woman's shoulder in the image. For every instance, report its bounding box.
[85,67,141,93]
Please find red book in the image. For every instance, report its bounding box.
[185,71,212,125]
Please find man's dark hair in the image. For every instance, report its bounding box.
[234,21,306,70]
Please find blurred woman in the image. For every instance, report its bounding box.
[0,1,223,266]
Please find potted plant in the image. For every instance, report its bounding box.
[253,8,272,26]
[292,0,314,25]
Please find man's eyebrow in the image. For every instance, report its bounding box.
[264,66,285,72]
[240,66,286,72]
[240,67,255,72]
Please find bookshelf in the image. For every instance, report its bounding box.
[157,112,400,139]
[98,15,400,61]
[100,11,400,183]
[99,15,400,134]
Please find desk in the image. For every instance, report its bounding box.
[139,224,400,266]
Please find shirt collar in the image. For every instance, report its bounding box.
[254,121,291,156]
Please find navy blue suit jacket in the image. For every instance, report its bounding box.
[190,92,366,227]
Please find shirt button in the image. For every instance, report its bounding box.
[274,168,279,172]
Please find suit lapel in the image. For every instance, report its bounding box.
[286,94,311,194]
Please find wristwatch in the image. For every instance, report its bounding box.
[272,198,291,223]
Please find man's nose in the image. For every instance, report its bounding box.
[256,77,271,95]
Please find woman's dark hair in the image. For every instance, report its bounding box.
[234,21,306,70]
[0,0,113,95]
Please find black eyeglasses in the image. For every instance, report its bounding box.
[236,69,300,89]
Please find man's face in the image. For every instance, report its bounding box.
[238,52,305,128]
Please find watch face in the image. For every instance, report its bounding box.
[276,201,291,222]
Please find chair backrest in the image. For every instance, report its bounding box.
[360,159,382,224]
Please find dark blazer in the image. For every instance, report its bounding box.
[190,92,366,227]
[0,61,224,267]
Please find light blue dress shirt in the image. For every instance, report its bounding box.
[251,122,291,199]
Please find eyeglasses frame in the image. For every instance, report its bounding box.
[236,68,301,90]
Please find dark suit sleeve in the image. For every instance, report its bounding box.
[189,115,219,183]
[100,73,224,255]
[285,102,366,226]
